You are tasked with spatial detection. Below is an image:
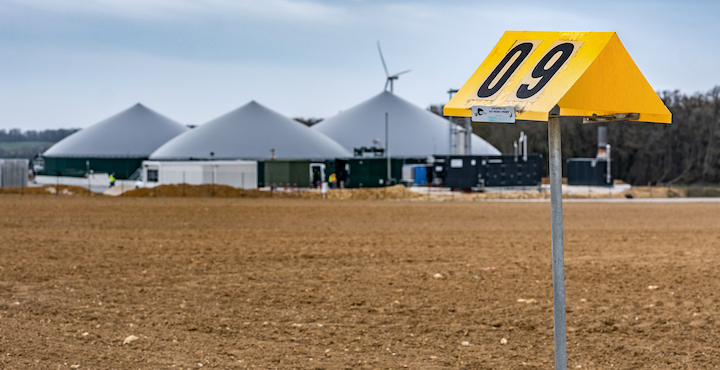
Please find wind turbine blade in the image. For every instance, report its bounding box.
[377,41,389,77]
[384,79,390,91]
[390,70,411,78]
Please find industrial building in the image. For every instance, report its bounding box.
[39,103,188,179]
[430,131,543,189]
[432,155,543,190]
[567,126,615,187]
[311,91,501,157]
[32,98,512,192]
[149,101,351,161]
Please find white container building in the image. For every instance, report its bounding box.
[140,160,257,189]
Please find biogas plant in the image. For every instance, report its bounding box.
[8,26,720,370]
[18,33,665,202]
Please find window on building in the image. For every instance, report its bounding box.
[147,169,159,182]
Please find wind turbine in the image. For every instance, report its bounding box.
[377,41,410,93]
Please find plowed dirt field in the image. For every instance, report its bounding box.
[1,196,719,369]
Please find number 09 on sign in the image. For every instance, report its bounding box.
[444,31,672,123]
[477,40,582,103]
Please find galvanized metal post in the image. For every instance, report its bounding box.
[465,117,472,155]
[386,112,390,185]
[447,88,458,156]
[548,115,567,370]
[449,119,453,155]
[606,144,612,184]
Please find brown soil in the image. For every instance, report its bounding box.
[121,184,427,200]
[118,184,682,201]
[0,185,92,196]
[1,196,719,369]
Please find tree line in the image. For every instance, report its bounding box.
[0,128,79,143]
[0,128,79,159]
[430,87,720,186]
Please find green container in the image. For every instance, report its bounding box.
[345,157,425,188]
[263,159,312,187]
[40,157,144,179]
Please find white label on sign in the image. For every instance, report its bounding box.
[471,106,516,123]
[450,159,463,168]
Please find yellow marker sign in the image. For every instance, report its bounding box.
[444,31,671,123]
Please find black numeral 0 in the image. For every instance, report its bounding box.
[516,42,575,99]
[476,42,534,98]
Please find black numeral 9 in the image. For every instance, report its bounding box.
[515,42,575,99]
[476,42,534,99]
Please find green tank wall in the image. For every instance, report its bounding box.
[257,161,265,187]
[263,160,312,187]
[40,157,144,179]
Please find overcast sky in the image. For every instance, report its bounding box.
[1,0,718,130]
